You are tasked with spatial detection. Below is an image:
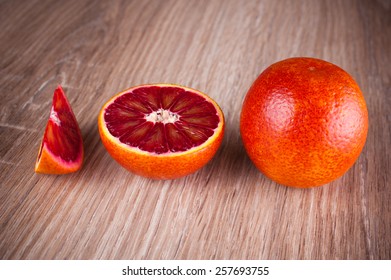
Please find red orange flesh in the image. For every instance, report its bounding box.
[240,57,368,187]
[98,84,224,179]
[35,86,84,174]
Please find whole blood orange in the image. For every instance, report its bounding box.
[35,85,84,174]
[98,84,224,179]
[240,57,368,187]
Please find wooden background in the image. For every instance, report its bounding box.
[1,0,390,260]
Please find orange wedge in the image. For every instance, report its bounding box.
[35,86,84,174]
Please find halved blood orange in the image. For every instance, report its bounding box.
[35,85,84,174]
[98,84,225,179]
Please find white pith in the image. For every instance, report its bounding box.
[50,108,61,126]
[145,108,179,124]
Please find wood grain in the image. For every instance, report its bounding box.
[0,0,390,259]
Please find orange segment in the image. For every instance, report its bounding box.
[35,86,84,174]
[98,84,224,179]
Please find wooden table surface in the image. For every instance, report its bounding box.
[1,0,390,260]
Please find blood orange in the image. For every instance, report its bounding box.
[35,85,84,174]
[98,84,224,179]
[240,57,368,188]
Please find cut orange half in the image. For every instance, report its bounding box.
[35,85,84,174]
[98,84,225,179]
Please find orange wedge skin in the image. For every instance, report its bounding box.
[35,85,84,174]
[35,143,83,174]
[98,84,225,179]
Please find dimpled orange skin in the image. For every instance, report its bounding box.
[98,131,224,179]
[240,57,368,188]
[35,145,83,174]
[98,85,225,180]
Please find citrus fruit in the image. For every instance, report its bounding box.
[240,57,368,188]
[98,84,225,179]
[35,85,84,174]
